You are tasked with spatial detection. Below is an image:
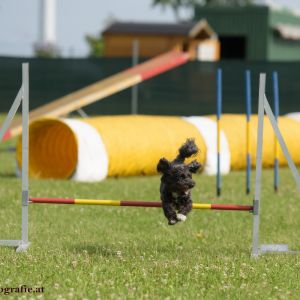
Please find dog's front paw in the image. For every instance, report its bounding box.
[168,219,178,225]
[177,214,187,222]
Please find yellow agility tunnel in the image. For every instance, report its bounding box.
[16,114,300,182]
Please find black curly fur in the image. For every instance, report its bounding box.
[157,139,202,225]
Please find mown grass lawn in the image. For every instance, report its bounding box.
[0,133,300,299]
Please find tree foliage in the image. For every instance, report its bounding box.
[152,0,254,20]
[34,43,60,58]
[85,34,105,58]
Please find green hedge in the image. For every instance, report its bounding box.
[0,57,299,116]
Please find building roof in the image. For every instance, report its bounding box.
[274,23,300,40]
[102,20,217,39]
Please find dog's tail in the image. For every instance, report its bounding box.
[175,138,198,162]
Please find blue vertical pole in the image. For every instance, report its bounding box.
[273,71,280,192]
[245,70,252,195]
[217,68,222,197]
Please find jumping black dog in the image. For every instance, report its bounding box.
[157,139,201,225]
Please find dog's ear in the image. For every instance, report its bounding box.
[157,158,171,173]
[188,160,201,173]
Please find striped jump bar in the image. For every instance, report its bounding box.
[29,198,253,212]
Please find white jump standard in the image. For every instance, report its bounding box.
[252,74,300,257]
[0,63,30,252]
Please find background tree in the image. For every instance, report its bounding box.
[152,0,254,21]
[86,15,117,58]
[85,34,105,57]
[34,43,60,58]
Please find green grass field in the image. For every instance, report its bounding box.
[0,135,300,299]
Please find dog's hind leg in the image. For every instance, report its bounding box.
[162,202,178,225]
[177,199,192,221]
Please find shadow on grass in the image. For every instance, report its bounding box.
[69,243,252,262]
[70,243,118,257]
[0,147,16,153]
[69,242,174,257]
[0,172,18,178]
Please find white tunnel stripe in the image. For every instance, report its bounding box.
[183,116,231,175]
[64,119,109,182]
[285,112,300,122]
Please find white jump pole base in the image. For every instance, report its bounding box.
[251,73,300,257]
